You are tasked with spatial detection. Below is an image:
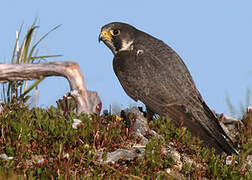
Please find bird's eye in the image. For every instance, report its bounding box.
[110,29,120,36]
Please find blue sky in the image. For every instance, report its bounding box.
[1,1,252,116]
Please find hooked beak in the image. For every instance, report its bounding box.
[98,29,112,42]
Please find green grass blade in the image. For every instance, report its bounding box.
[23,26,39,63]
[28,24,61,61]
[20,78,44,98]
[23,80,28,94]
[7,82,13,103]
[30,55,63,60]
[226,94,236,117]
[246,88,250,108]
[31,17,39,27]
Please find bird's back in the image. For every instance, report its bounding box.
[113,30,237,154]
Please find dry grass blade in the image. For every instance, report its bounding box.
[11,24,23,64]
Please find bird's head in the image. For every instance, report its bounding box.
[99,22,137,54]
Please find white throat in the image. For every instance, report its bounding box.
[119,40,134,52]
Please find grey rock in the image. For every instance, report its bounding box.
[170,150,182,171]
[124,107,149,136]
[0,153,13,160]
[123,107,163,140]
[181,154,194,167]
[105,149,136,164]
[162,146,183,171]
[134,129,149,146]
[95,107,162,164]
[165,168,185,180]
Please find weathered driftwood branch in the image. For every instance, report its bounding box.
[0,61,101,115]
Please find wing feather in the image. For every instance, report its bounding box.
[113,32,236,154]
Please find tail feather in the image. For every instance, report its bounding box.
[162,102,238,155]
[201,100,238,155]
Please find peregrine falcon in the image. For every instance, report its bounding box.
[99,22,237,155]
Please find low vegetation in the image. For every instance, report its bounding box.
[0,100,251,179]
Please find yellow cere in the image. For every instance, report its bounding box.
[101,30,112,41]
